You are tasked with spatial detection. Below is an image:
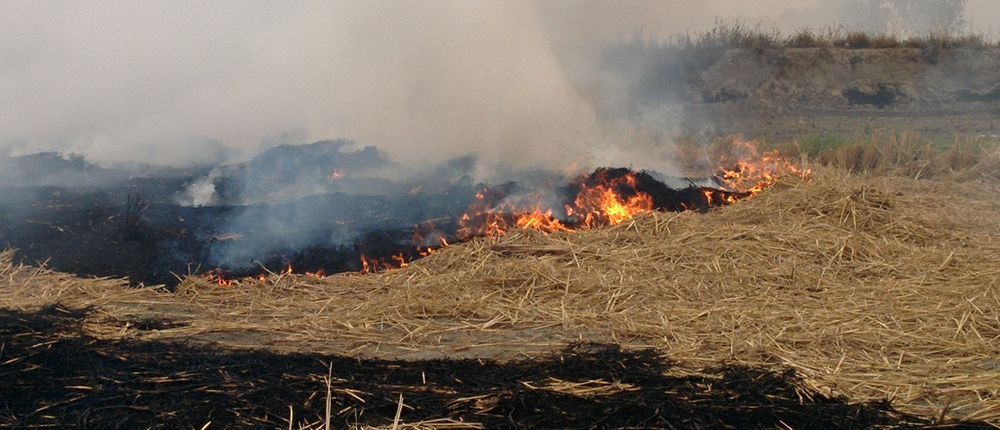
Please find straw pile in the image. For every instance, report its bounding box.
[3,163,1000,423]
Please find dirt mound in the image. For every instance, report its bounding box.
[604,43,1000,139]
[698,47,1000,107]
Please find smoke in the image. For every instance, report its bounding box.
[776,0,971,34]
[0,2,593,173]
[6,1,1000,276]
[3,1,996,175]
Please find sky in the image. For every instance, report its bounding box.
[3,1,998,169]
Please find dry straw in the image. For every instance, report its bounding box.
[3,138,1000,423]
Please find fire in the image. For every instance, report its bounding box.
[515,205,568,232]
[331,170,345,179]
[702,189,738,206]
[711,139,810,195]
[456,170,655,238]
[570,177,653,228]
[199,138,806,283]
[205,269,237,286]
[360,253,370,275]
[355,251,411,274]
[456,189,512,239]
[392,253,408,268]
[449,140,806,240]
[210,273,233,287]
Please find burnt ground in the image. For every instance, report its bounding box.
[2,305,992,430]
[0,160,737,289]
[0,180,473,287]
[0,142,480,287]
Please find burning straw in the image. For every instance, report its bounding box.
[3,145,1000,423]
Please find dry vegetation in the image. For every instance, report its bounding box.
[665,21,997,52]
[784,131,1000,180]
[4,132,1000,425]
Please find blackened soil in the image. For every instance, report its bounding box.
[573,168,748,214]
[2,305,990,430]
[0,168,744,288]
[0,180,477,288]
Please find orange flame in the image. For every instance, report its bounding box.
[571,182,653,229]
[449,140,806,241]
[712,139,810,195]
[360,253,370,275]
[235,139,807,281]
[515,205,568,232]
[205,270,234,286]
[455,171,655,238]
[392,253,408,268]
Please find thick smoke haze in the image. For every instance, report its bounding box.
[3,1,998,172]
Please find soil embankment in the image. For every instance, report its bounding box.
[676,46,1000,139]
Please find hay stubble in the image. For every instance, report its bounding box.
[3,165,1000,422]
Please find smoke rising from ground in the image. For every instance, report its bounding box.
[2,1,997,174]
[5,0,1000,274]
[2,2,597,173]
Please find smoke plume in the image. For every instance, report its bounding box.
[2,1,995,174]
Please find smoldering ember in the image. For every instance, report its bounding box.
[4,3,1000,430]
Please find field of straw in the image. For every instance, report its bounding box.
[3,133,1000,425]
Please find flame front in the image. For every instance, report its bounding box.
[453,139,807,240]
[456,170,655,238]
[201,138,808,280]
[572,181,653,228]
[712,139,810,195]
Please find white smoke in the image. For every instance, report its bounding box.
[1,1,994,174]
[175,169,220,207]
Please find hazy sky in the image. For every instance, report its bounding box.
[3,1,998,168]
